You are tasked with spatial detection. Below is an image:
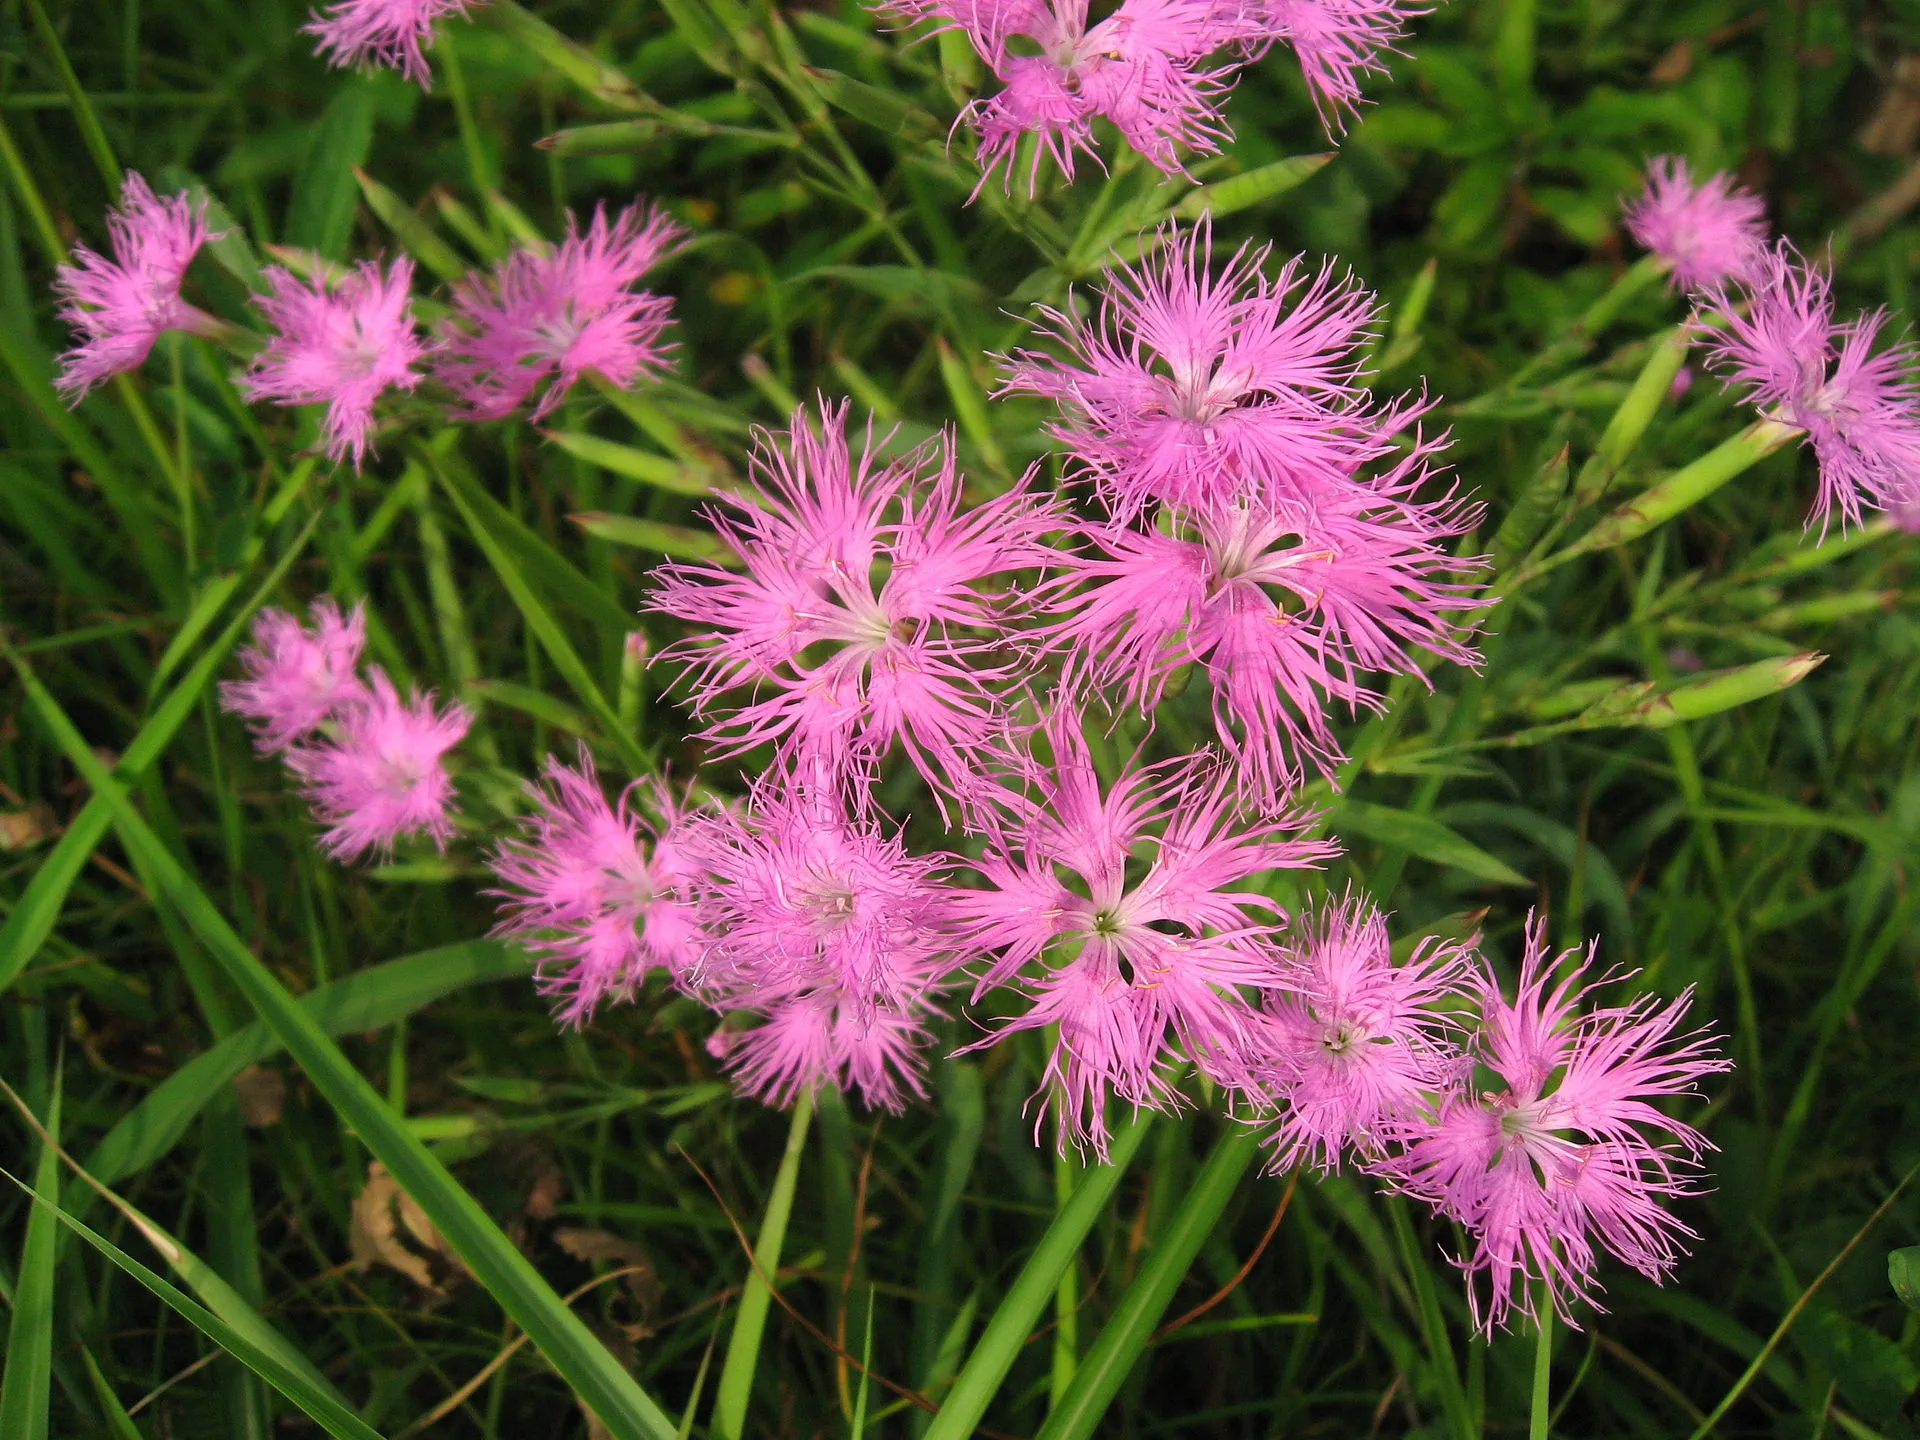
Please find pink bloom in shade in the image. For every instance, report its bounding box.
[490,753,705,1026]
[219,599,369,753]
[285,670,471,861]
[1047,474,1484,801]
[438,202,683,420]
[686,771,955,1111]
[53,174,222,402]
[305,0,475,87]
[949,707,1337,1157]
[649,401,1061,801]
[1002,220,1412,520]
[1242,894,1471,1173]
[241,258,426,469]
[1623,157,1768,292]
[1383,915,1729,1334]
[880,0,1254,188]
[1701,245,1920,528]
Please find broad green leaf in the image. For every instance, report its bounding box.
[1174,153,1333,220]
[1332,799,1530,887]
[288,77,377,258]
[1889,1247,1920,1312]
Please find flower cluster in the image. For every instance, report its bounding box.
[1247,909,1727,1333]
[880,0,1412,188]
[1009,220,1486,798]
[54,181,680,469]
[221,599,471,860]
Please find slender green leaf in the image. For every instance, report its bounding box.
[923,1113,1154,1440]
[1332,800,1530,887]
[713,1096,813,1440]
[0,1086,59,1440]
[1035,1130,1262,1440]
[288,77,377,257]
[4,651,679,1440]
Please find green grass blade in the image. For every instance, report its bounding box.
[0,1082,60,1440]
[21,0,121,188]
[430,452,651,774]
[1034,1129,1261,1440]
[288,77,377,258]
[3,648,679,1440]
[78,940,526,1195]
[923,1113,1154,1440]
[1,1171,387,1440]
[0,508,320,996]
[80,1348,146,1440]
[713,1095,814,1440]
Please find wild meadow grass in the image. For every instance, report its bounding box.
[3,0,1920,1436]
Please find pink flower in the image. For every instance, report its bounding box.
[219,598,369,752]
[438,202,683,420]
[650,402,1060,799]
[686,770,955,1111]
[53,174,222,401]
[286,670,471,861]
[950,708,1336,1157]
[1259,0,1412,124]
[305,0,475,86]
[491,753,705,1025]
[241,258,427,469]
[1002,221,1409,520]
[882,0,1255,187]
[1701,245,1920,528]
[1243,895,1471,1172]
[1384,915,1729,1334]
[1624,157,1768,292]
[1048,476,1484,800]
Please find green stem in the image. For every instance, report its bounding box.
[1503,254,1670,391]
[1530,1300,1553,1440]
[1034,1130,1262,1440]
[22,0,121,189]
[1520,419,1802,585]
[924,1114,1154,1440]
[713,1094,815,1440]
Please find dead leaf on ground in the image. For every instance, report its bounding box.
[1862,55,1920,155]
[553,1227,664,1319]
[0,803,56,850]
[350,1162,470,1295]
[232,1065,286,1127]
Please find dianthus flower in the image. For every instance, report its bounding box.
[305,0,476,86]
[686,770,956,1111]
[219,598,369,752]
[491,753,704,1025]
[881,0,1255,188]
[1384,915,1728,1333]
[53,174,222,401]
[1003,220,1413,519]
[650,401,1060,799]
[949,708,1337,1157]
[1242,895,1471,1172]
[286,670,470,861]
[1048,474,1484,800]
[242,258,426,469]
[1623,156,1768,292]
[1701,245,1920,528]
[1259,0,1413,124]
[439,202,682,420]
